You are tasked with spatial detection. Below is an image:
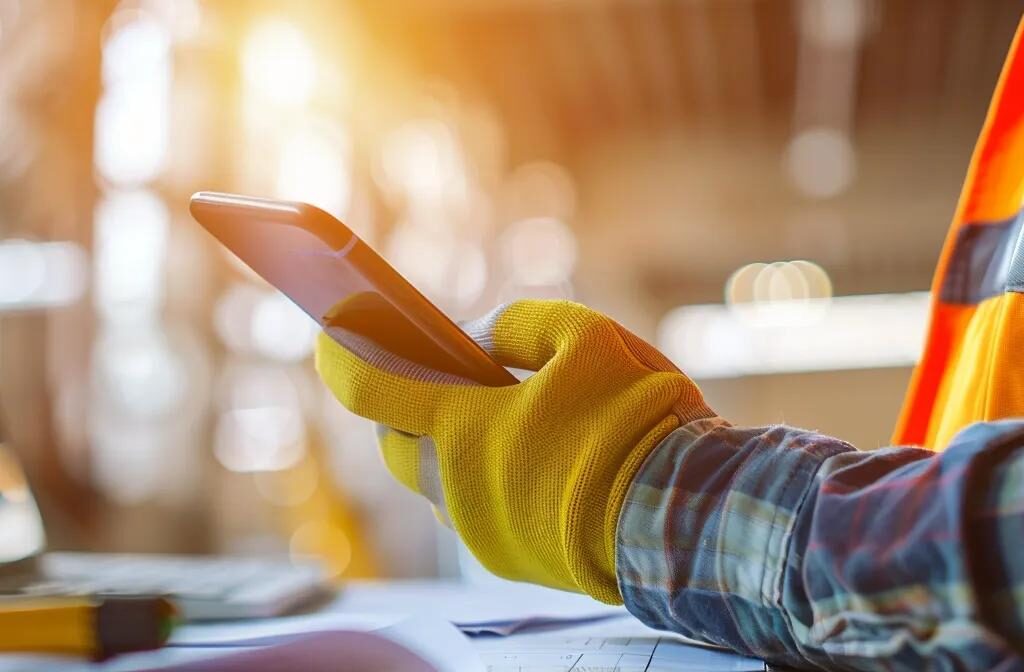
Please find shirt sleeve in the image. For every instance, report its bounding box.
[616,417,1024,671]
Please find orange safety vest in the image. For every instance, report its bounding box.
[894,18,1024,449]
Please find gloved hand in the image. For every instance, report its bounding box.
[315,299,718,603]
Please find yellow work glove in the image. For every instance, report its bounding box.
[315,299,718,604]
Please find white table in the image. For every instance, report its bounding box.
[0,581,766,671]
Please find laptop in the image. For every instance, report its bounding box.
[0,442,332,621]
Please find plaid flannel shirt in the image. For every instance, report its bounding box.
[617,417,1024,671]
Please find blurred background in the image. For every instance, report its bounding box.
[0,0,1019,582]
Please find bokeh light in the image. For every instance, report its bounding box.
[95,11,171,186]
[87,326,210,506]
[89,424,167,505]
[94,85,170,186]
[726,260,833,327]
[214,364,307,473]
[784,127,856,199]
[500,217,578,286]
[798,0,871,48]
[386,222,488,310]
[658,292,929,379]
[242,19,317,107]
[289,519,352,579]
[139,0,202,43]
[253,458,319,508]
[214,283,263,354]
[0,240,47,305]
[753,261,809,303]
[790,260,833,299]
[724,262,766,305]
[500,161,577,222]
[93,190,169,323]
[727,260,833,305]
[93,327,187,419]
[452,243,489,309]
[274,121,352,219]
[101,10,171,86]
[215,407,306,473]
[250,291,318,362]
[378,118,466,207]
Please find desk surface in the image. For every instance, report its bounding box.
[0,580,768,672]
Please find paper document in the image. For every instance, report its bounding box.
[469,610,765,672]
[475,635,766,672]
[458,611,628,636]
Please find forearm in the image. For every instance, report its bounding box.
[617,418,1024,671]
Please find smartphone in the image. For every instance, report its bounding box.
[189,192,516,387]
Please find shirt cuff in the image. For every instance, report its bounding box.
[615,418,853,663]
